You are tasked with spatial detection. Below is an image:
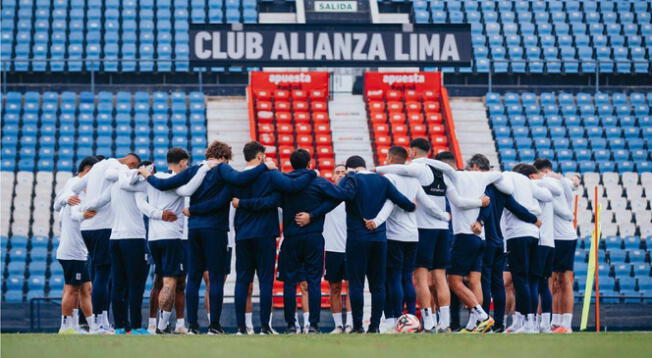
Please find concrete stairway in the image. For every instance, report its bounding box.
[206,96,251,169]
[329,94,375,167]
[449,97,500,167]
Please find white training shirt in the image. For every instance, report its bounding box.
[72,158,122,230]
[372,173,449,242]
[445,170,504,239]
[535,177,563,248]
[502,172,552,240]
[553,177,577,241]
[54,177,88,261]
[126,165,210,241]
[324,202,347,252]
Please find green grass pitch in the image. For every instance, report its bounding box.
[2,333,651,358]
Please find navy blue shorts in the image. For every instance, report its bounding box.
[506,236,538,275]
[277,234,324,284]
[149,239,185,277]
[449,234,485,276]
[81,229,112,267]
[58,259,91,285]
[225,247,233,275]
[415,228,451,270]
[387,240,417,271]
[553,240,577,273]
[503,256,510,272]
[324,251,346,282]
[531,245,554,279]
[186,228,229,277]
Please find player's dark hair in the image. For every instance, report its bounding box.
[243,141,266,162]
[388,146,408,163]
[290,149,311,170]
[77,155,99,174]
[345,155,366,169]
[167,147,189,164]
[127,152,142,164]
[409,137,431,153]
[435,151,456,162]
[467,153,491,171]
[94,155,106,161]
[513,163,539,177]
[138,160,153,168]
[205,140,232,161]
[533,158,553,171]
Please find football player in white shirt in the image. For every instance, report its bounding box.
[531,170,564,333]
[54,156,100,334]
[533,159,580,333]
[70,153,141,331]
[131,148,217,334]
[368,147,450,332]
[322,164,352,333]
[374,142,487,333]
[502,164,552,334]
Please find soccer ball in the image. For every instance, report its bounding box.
[394,314,421,333]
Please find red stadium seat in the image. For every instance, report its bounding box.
[386,90,403,101]
[375,136,391,147]
[407,112,424,123]
[259,133,275,146]
[257,111,274,123]
[404,89,419,100]
[366,89,384,100]
[277,123,293,134]
[315,134,332,145]
[318,158,335,170]
[275,112,292,123]
[314,122,330,134]
[299,146,314,157]
[387,101,403,113]
[373,123,389,135]
[312,112,329,123]
[296,134,313,146]
[295,123,312,135]
[370,112,387,123]
[278,146,293,159]
[294,112,311,123]
[390,123,408,136]
[281,160,293,172]
[389,112,406,124]
[425,113,442,124]
[274,90,290,100]
[256,90,271,100]
[275,101,290,111]
[278,134,294,146]
[292,90,307,100]
[264,146,277,157]
[256,101,272,111]
[310,89,327,100]
[431,135,448,147]
[258,123,274,134]
[293,101,309,112]
[428,124,445,135]
[311,101,327,112]
[405,101,421,112]
[316,146,334,159]
[433,146,449,155]
[423,90,439,100]
[424,101,440,113]
[394,136,410,146]
[368,101,385,112]
[410,123,427,137]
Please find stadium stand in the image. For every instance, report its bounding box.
[411,0,652,73]
[248,72,336,180]
[363,72,461,166]
[1,90,207,302]
[487,91,651,173]
[0,0,259,72]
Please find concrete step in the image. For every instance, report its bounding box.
[206,96,251,167]
[450,96,499,165]
[329,95,374,165]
